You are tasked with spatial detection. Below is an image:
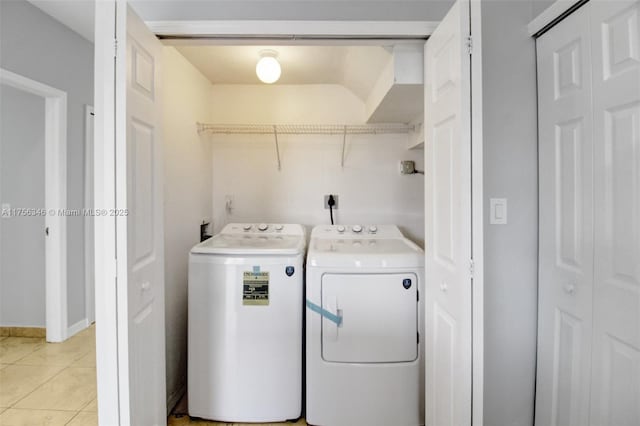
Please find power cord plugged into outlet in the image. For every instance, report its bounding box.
[328,194,336,225]
[324,194,338,225]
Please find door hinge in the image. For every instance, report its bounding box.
[417,332,420,344]
[466,35,473,55]
[417,290,419,302]
[469,259,475,278]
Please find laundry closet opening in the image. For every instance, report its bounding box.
[160,41,427,411]
[171,43,425,242]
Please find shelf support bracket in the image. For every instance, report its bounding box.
[341,125,347,168]
[273,125,281,171]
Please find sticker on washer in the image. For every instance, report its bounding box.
[243,271,269,305]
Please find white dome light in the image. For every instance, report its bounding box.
[256,50,281,84]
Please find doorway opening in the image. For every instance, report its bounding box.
[94,1,485,424]
[0,68,68,343]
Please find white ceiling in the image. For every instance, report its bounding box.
[24,0,412,100]
[130,1,454,22]
[176,45,391,100]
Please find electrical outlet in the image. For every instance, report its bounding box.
[400,160,416,175]
[324,194,339,209]
[224,195,234,213]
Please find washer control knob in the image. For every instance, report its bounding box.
[337,225,346,233]
[352,225,363,233]
[258,223,268,231]
[274,224,284,231]
[368,225,378,234]
[243,224,252,231]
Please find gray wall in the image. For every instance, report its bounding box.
[0,86,46,326]
[131,0,455,21]
[481,1,539,425]
[532,0,556,17]
[0,0,94,328]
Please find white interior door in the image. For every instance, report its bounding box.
[423,1,472,424]
[535,5,594,426]
[589,1,640,424]
[115,4,167,425]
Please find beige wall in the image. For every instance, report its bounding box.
[162,46,213,410]
[209,84,425,246]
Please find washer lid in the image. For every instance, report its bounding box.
[191,233,305,255]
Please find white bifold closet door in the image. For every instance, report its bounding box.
[589,1,640,425]
[116,4,167,424]
[423,1,473,425]
[536,5,594,426]
[536,1,640,426]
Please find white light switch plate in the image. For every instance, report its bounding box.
[490,198,507,225]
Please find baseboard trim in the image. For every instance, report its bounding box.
[66,318,89,339]
[0,326,46,338]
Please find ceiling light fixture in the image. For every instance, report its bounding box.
[256,50,281,84]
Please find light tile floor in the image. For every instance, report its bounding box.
[0,326,97,426]
[1,327,307,426]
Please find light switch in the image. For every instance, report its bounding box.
[490,198,507,225]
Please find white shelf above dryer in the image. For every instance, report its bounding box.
[196,122,415,135]
[197,122,415,170]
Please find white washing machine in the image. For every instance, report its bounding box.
[306,224,425,426]
[188,223,306,422]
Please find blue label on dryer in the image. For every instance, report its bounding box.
[403,278,412,289]
[285,266,295,277]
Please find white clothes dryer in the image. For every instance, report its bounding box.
[188,223,305,422]
[305,224,425,426]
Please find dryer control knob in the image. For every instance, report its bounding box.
[368,225,378,234]
[352,225,363,233]
[337,225,346,233]
[274,224,284,231]
[243,224,252,231]
[258,223,269,231]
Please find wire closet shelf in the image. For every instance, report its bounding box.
[196,122,415,135]
[196,122,416,170]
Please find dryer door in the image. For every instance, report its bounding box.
[321,273,418,363]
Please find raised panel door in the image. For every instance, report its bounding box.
[535,5,594,426]
[590,1,640,424]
